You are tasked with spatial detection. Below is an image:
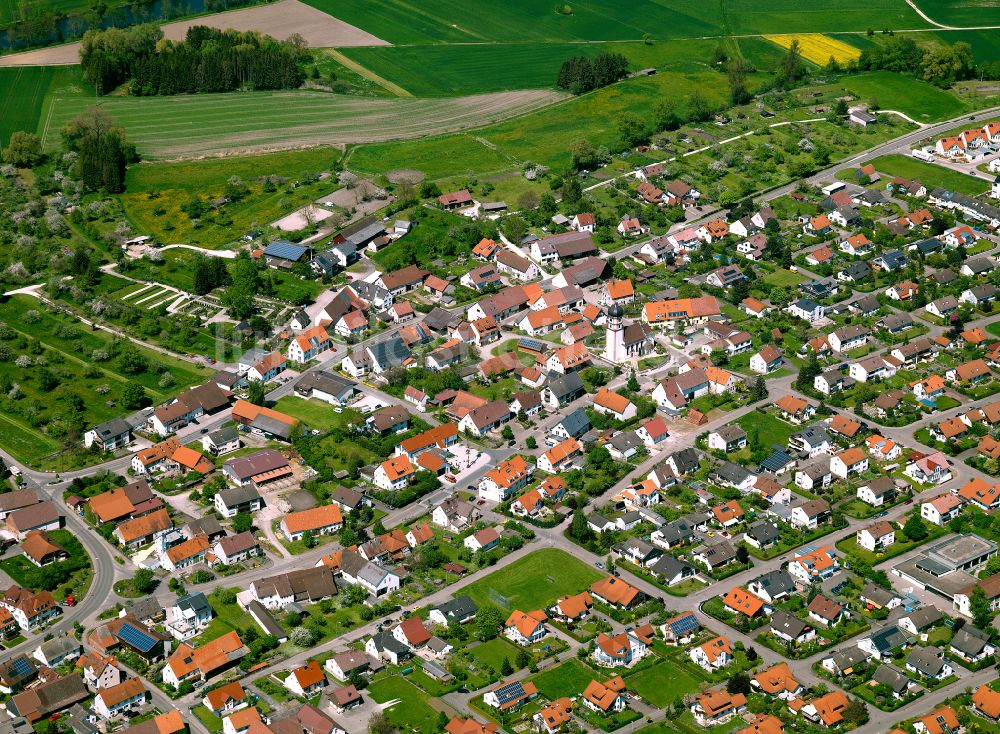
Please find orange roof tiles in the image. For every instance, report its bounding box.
[753,663,799,695]
[505,609,547,638]
[723,587,765,616]
[590,576,641,607]
[283,504,344,534]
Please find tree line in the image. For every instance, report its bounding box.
[1,0,265,52]
[80,23,306,96]
[556,52,629,94]
[855,36,974,87]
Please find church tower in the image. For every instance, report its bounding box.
[604,303,625,363]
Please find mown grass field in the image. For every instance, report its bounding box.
[463,548,603,611]
[839,71,969,121]
[40,87,563,158]
[367,676,440,734]
[867,153,990,194]
[0,66,53,147]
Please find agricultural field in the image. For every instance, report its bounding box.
[0,66,53,147]
[764,34,861,65]
[937,29,1000,63]
[866,153,990,194]
[348,68,741,178]
[915,0,1000,27]
[839,71,969,121]
[462,548,604,611]
[301,0,725,44]
[724,0,928,34]
[40,87,565,159]
[340,38,728,97]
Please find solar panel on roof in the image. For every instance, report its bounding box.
[518,338,545,351]
[9,657,32,677]
[494,681,525,704]
[118,622,158,653]
[263,241,307,261]
[669,614,699,635]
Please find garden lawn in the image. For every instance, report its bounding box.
[762,268,805,288]
[867,154,988,195]
[0,529,91,599]
[735,410,801,448]
[624,658,702,707]
[271,397,361,431]
[469,638,523,673]
[202,590,254,642]
[840,71,966,122]
[367,676,441,734]
[462,548,603,610]
[531,659,596,700]
[835,523,947,564]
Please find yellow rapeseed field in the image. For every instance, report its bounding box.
[765,34,862,66]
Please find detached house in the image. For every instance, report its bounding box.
[504,610,547,646]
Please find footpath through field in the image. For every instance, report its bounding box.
[323,49,413,97]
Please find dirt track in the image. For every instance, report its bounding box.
[0,0,387,67]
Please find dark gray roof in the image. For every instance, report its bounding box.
[697,540,737,566]
[547,372,585,400]
[842,261,871,280]
[432,596,478,622]
[370,630,410,656]
[747,520,780,545]
[207,426,239,445]
[557,407,590,437]
[761,449,794,473]
[965,256,995,274]
[851,294,881,314]
[906,646,948,677]
[176,592,212,617]
[872,665,910,693]
[869,625,909,653]
[91,418,132,440]
[659,518,694,545]
[669,447,700,474]
[791,426,830,448]
[769,610,808,638]
[903,606,944,631]
[216,485,263,509]
[650,555,694,580]
[609,431,642,453]
[951,625,991,657]
[368,337,413,369]
[829,646,869,671]
[753,569,794,597]
[715,461,753,485]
